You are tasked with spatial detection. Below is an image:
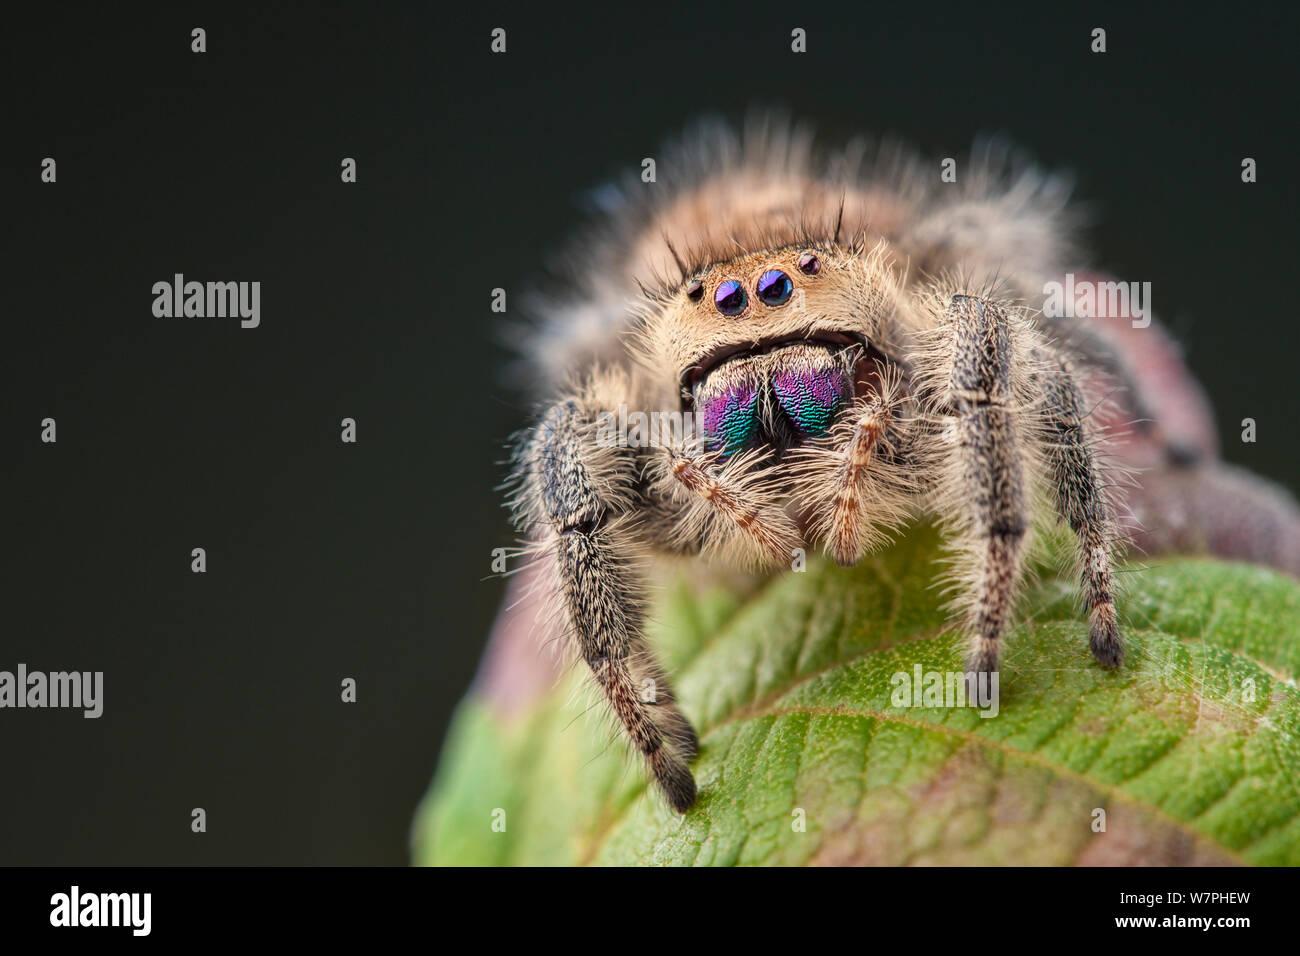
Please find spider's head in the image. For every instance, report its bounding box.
[644,242,898,460]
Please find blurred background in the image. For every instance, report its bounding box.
[3,2,1296,864]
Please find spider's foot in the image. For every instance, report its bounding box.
[1089,604,1124,669]
[964,636,1000,681]
[650,750,697,813]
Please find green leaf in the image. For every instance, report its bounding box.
[413,526,1300,865]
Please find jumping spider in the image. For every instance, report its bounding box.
[508,118,1145,813]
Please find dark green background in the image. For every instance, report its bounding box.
[3,2,1296,864]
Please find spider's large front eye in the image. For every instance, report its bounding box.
[714,279,747,316]
[756,269,792,306]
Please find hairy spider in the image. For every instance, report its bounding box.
[506,117,1150,813]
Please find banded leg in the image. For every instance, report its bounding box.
[1038,355,1124,667]
[941,295,1030,676]
[527,399,698,811]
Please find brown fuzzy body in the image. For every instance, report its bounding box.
[501,115,1293,812]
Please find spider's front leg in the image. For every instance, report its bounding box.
[929,294,1033,676]
[519,392,698,812]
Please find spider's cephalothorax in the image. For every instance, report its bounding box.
[508,118,1132,812]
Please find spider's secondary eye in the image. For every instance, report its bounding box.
[714,279,747,316]
[756,269,792,306]
[798,252,821,275]
[686,279,703,301]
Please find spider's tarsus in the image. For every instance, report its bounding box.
[650,750,697,813]
[964,638,1001,679]
[1089,604,1124,668]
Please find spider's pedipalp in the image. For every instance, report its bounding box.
[822,395,892,565]
[789,365,917,567]
[654,445,802,569]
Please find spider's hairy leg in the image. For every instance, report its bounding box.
[822,396,892,565]
[930,294,1031,676]
[520,392,698,812]
[1036,353,1124,667]
[784,357,916,567]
